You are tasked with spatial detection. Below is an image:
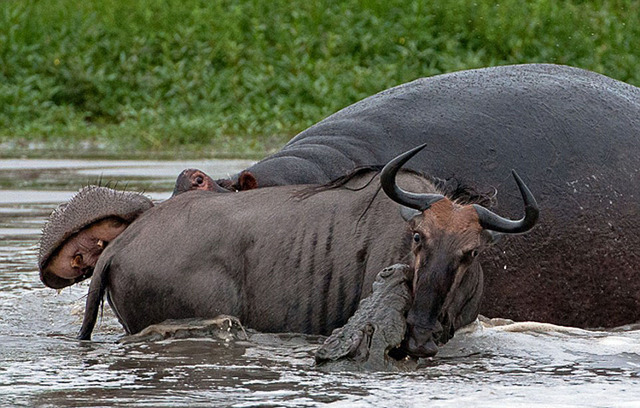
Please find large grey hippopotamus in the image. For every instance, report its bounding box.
[40,63,640,329]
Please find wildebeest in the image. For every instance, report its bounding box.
[41,63,640,328]
[77,147,538,357]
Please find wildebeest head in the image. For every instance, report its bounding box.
[380,144,539,357]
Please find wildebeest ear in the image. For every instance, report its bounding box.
[237,171,258,191]
[400,206,421,221]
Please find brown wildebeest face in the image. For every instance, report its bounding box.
[381,145,539,358]
[403,199,492,357]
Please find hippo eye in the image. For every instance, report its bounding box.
[413,233,421,244]
[195,176,204,185]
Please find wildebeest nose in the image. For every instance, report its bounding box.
[406,335,439,358]
[405,321,442,358]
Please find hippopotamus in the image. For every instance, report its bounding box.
[315,264,416,371]
[40,63,640,328]
[38,186,154,289]
[74,147,538,358]
[39,168,222,289]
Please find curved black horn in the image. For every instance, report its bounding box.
[472,170,539,234]
[380,144,444,211]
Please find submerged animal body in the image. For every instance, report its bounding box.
[77,150,537,358]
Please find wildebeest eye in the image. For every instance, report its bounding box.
[461,249,479,263]
[413,233,421,244]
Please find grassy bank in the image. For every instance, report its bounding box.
[1,0,639,158]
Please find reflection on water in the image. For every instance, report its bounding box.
[1,159,639,407]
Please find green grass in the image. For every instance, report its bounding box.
[1,0,639,158]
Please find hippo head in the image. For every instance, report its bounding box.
[173,169,223,195]
[380,145,539,358]
[175,169,259,195]
[38,167,236,289]
[38,186,154,289]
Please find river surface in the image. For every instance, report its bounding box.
[1,159,639,407]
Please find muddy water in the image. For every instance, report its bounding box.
[1,159,639,407]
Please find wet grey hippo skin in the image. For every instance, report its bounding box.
[315,264,415,371]
[76,149,537,358]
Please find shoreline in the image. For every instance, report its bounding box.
[0,139,277,161]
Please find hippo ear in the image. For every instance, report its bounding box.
[400,206,421,221]
[237,171,258,191]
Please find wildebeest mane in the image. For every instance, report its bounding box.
[294,165,385,199]
[296,166,495,208]
[434,177,495,208]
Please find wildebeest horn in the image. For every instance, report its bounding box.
[380,144,445,211]
[472,170,539,234]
